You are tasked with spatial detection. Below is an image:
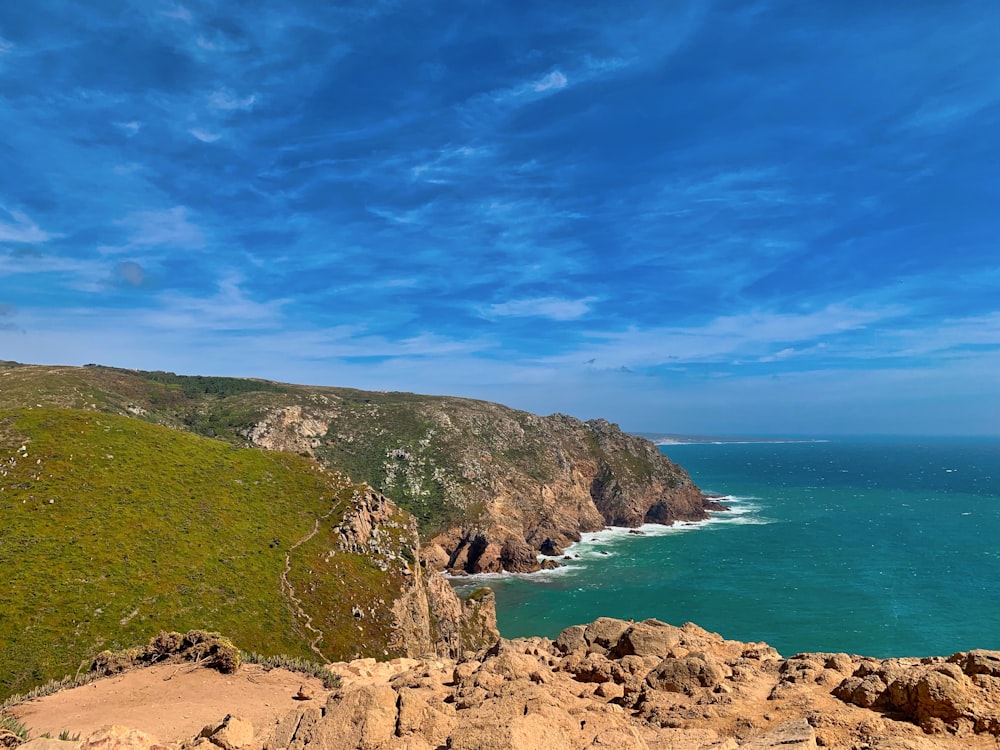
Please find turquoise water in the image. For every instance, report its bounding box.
[452,438,1000,657]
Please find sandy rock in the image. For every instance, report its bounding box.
[79,727,172,750]
[315,686,398,749]
[739,718,816,748]
[646,655,725,695]
[885,663,971,726]
[611,619,683,659]
[555,625,588,654]
[956,650,1000,678]
[15,741,77,750]
[584,618,632,650]
[259,707,317,750]
[199,715,253,750]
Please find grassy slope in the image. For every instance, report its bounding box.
[0,407,405,700]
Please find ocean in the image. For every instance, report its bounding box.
[451,438,1000,658]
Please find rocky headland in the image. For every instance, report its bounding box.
[4,362,1000,748]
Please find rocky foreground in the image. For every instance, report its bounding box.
[8,618,1000,750]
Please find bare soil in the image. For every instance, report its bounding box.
[8,664,332,744]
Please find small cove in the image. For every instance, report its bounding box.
[451,438,1000,657]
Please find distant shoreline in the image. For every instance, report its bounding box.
[640,433,830,445]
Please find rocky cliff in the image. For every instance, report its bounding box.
[0,364,718,575]
[250,398,719,574]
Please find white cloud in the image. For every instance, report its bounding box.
[0,37,13,55]
[209,89,257,111]
[533,70,568,92]
[0,208,56,244]
[161,4,192,22]
[117,206,205,249]
[115,121,142,137]
[145,275,287,332]
[486,296,595,321]
[189,128,222,143]
[553,304,903,368]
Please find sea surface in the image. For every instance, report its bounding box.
[451,438,1000,658]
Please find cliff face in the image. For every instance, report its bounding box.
[252,399,714,574]
[323,485,499,660]
[0,364,713,575]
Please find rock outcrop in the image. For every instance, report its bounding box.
[332,485,499,659]
[8,619,1000,749]
[253,398,719,574]
[257,621,1000,749]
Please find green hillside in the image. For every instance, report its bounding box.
[0,406,410,700]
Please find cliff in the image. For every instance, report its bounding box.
[0,400,495,700]
[239,390,718,574]
[0,364,719,574]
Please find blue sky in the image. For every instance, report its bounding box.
[1,1,998,436]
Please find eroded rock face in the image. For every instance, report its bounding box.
[246,406,333,456]
[834,649,1000,736]
[251,395,719,575]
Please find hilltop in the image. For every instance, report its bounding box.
[0,363,718,574]
[0,395,495,700]
[0,360,709,699]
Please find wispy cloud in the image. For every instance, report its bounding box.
[533,70,568,92]
[115,121,142,137]
[556,304,905,369]
[189,128,222,143]
[116,207,205,249]
[209,89,257,111]
[484,296,596,321]
[145,275,287,332]
[160,4,192,23]
[0,208,57,244]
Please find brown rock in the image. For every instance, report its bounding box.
[199,715,253,750]
[610,619,682,659]
[14,741,76,750]
[314,686,398,749]
[956,650,1000,678]
[739,718,817,748]
[645,655,725,694]
[79,727,172,750]
[584,618,631,650]
[555,625,587,654]
[885,664,970,726]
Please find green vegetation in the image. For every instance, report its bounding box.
[116,369,288,399]
[241,651,341,689]
[0,407,407,700]
[0,716,29,740]
[316,395,494,535]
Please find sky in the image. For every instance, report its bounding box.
[1,1,999,436]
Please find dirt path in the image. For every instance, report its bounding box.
[280,507,338,661]
[8,664,332,744]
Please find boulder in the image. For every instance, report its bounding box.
[739,718,817,748]
[645,655,725,694]
[584,618,631,650]
[885,663,971,727]
[198,715,253,750]
[79,727,172,750]
[313,686,399,749]
[955,650,1000,678]
[610,619,682,659]
[555,625,587,654]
